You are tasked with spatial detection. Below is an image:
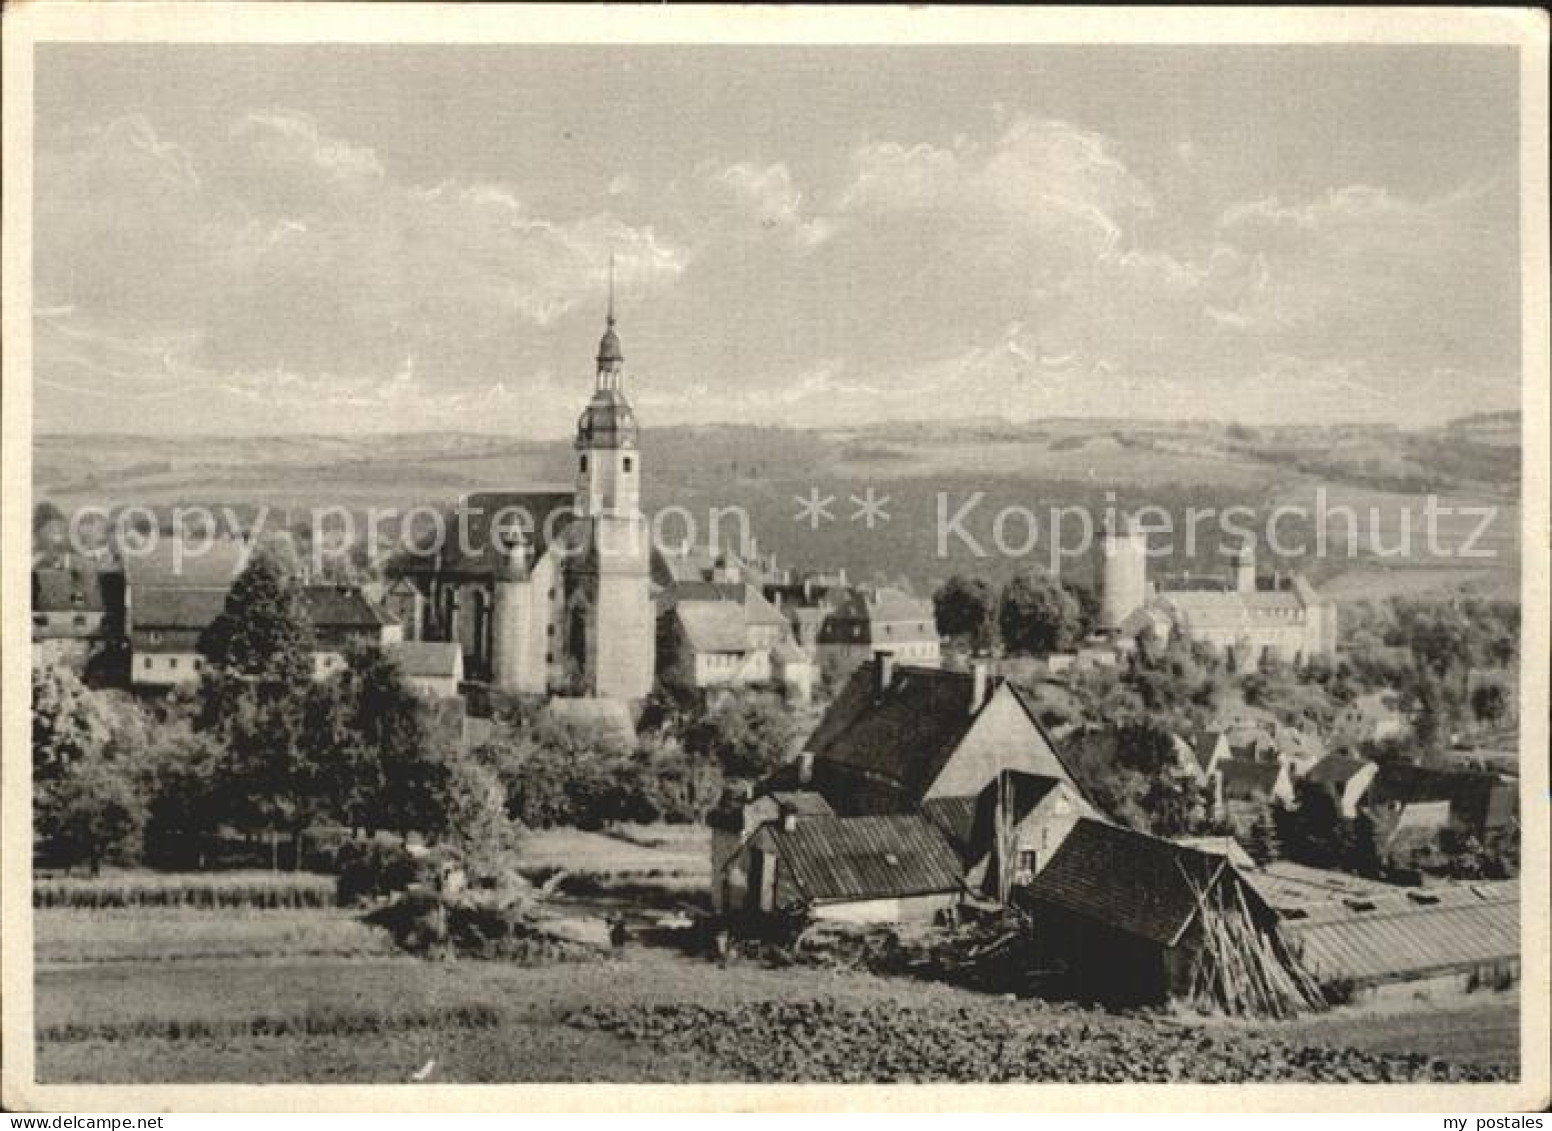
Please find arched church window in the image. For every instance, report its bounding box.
[623,456,633,473]
[580,455,589,473]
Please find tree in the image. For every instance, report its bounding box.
[47,752,146,875]
[685,691,799,781]
[1470,681,1509,726]
[139,726,228,869]
[200,550,313,685]
[434,754,519,879]
[32,664,114,782]
[338,645,448,837]
[997,571,1080,656]
[1283,779,1351,869]
[933,575,997,652]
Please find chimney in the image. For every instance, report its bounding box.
[970,660,992,715]
[797,750,814,785]
[874,650,895,696]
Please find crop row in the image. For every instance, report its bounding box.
[34,873,336,910]
[568,1000,1513,1084]
[39,1003,500,1045]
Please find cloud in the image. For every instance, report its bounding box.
[710,161,833,250]
[35,112,688,428]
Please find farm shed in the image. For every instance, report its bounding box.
[1277,881,1519,1000]
[724,813,964,925]
[1018,819,1319,1015]
[923,771,1091,901]
[710,789,834,913]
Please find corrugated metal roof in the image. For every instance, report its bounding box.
[1283,885,1519,985]
[1023,818,1230,946]
[769,814,963,903]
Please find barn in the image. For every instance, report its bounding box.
[1019,819,1319,1014]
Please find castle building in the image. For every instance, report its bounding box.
[1101,521,1336,664]
[391,284,655,701]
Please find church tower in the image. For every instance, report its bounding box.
[567,261,655,699]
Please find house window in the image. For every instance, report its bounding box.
[545,651,554,664]
[194,658,204,671]
[32,614,46,627]
[142,657,152,669]
[1017,850,1038,875]
[547,624,555,637]
[72,614,87,627]
[169,658,178,670]
[623,456,633,473]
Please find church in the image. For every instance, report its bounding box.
[385,285,655,701]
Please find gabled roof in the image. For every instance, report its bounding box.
[33,566,107,614]
[766,813,964,903]
[807,665,982,797]
[1190,730,1229,773]
[1022,819,1234,946]
[1217,758,1285,802]
[385,640,463,679]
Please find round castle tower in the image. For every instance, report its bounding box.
[1099,514,1149,630]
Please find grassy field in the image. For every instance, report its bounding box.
[30,827,1522,1085]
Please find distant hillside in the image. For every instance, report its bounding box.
[33,417,1520,602]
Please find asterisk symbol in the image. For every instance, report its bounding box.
[793,487,836,530]
[850,487,892,529]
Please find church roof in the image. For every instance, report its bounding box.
[394,489,578,579]
[576,388,639,449]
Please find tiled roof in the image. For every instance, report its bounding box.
[1305,755,1373,788]
[33,566,107,614]
[766,790,835,818]
[808,665,981,796]
[1369,763,1518,834]
[131,587,228,629]
[1190,730,1228,773]
[300,585,396,629]
[1282,882,1519,986]
[819,587,938,644]
[1022,819,1233,946]
[393,490,578,578]
[675,601,750,654]
[1217,758,1284,802]
[385,641,463,679]
[1159,589,1308,630]
[767,813,964,903]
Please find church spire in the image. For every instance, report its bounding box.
[595,253,624,388]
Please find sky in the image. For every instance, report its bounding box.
[31,44,1522,436]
